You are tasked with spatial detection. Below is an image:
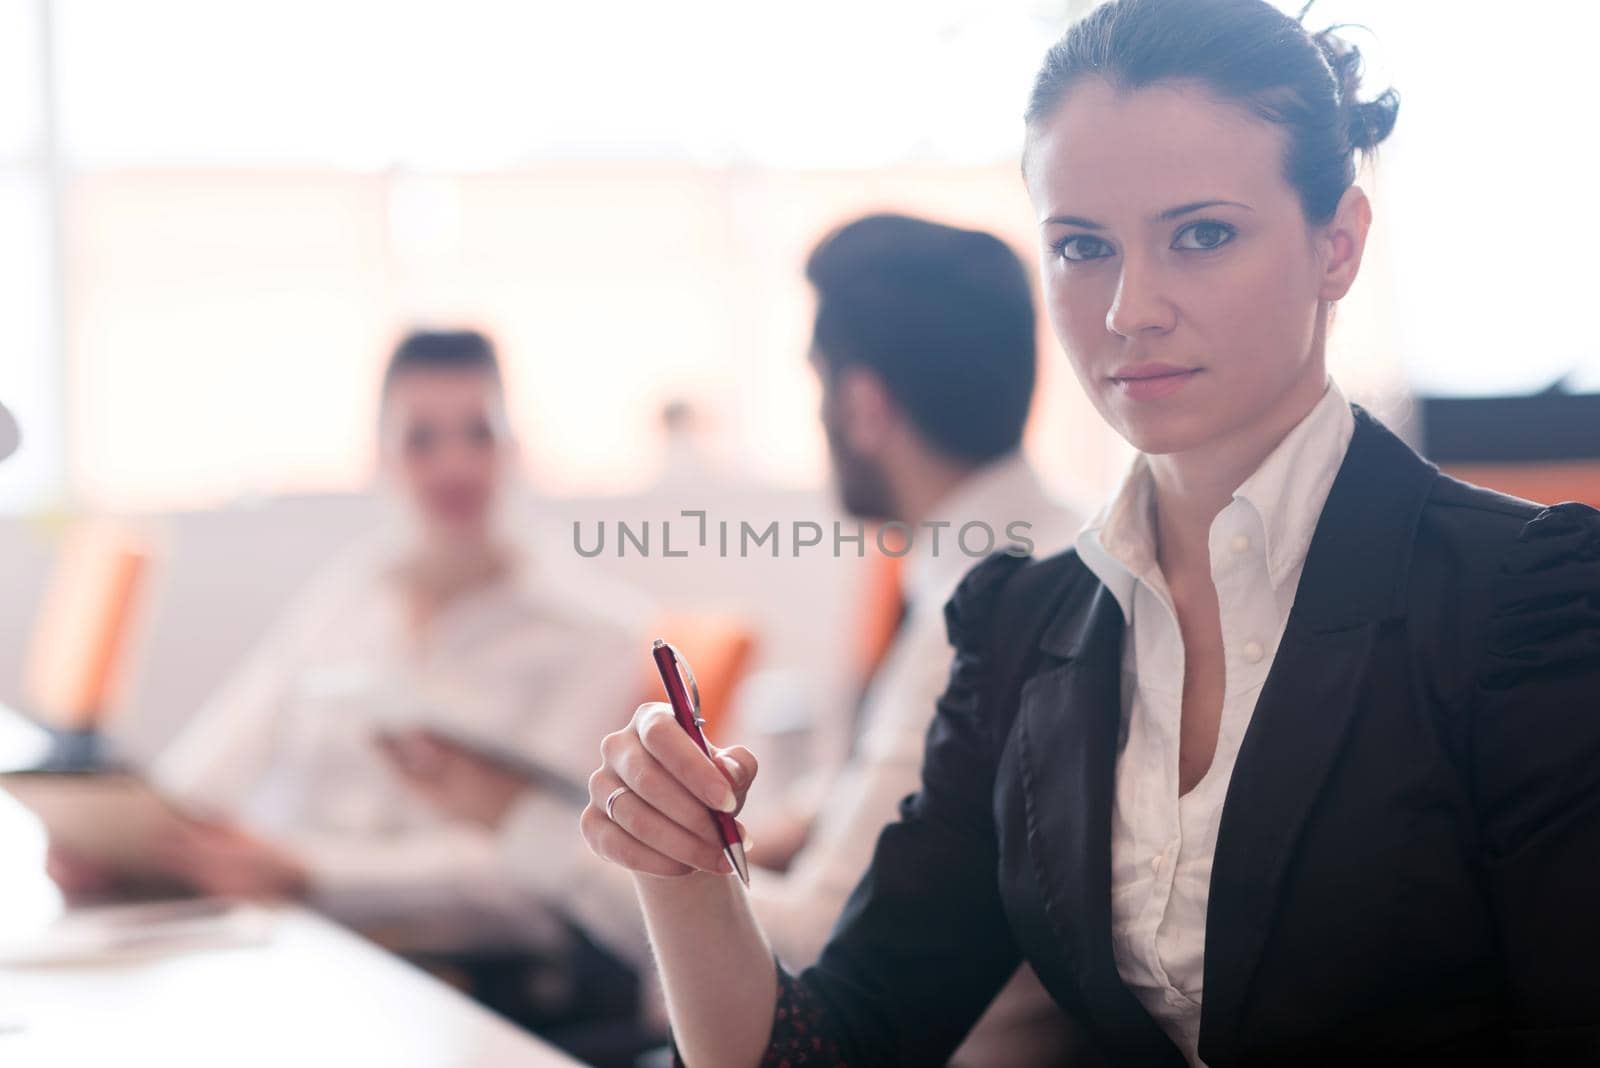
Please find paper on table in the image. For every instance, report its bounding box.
[0,898,280,966]
[0,771,201,879]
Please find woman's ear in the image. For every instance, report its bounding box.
[1317,184,1373,303]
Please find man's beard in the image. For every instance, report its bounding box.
[824,416,899,522]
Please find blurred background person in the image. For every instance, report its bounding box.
[0,401,18,465]
[650,399,720,492]
[46,330,653,1042]
[385,213,1093,1067]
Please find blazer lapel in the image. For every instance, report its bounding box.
[1018,584,1123,989]
[1199,615,1377,1057]
[1018,582,1187,1064]
[1199,408,1438,1059]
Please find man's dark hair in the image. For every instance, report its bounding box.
[382,329,502,398]
[805,213,1036,466]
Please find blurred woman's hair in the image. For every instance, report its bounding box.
[1025,0,1399,226]
[381,330,503,399]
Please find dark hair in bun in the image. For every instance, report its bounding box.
[1309,16,1400,155]
[1025,0,1400,226]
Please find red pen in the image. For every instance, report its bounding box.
[652,638,750,885]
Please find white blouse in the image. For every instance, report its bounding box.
[1075,380,1355,1067]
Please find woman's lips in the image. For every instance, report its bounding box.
[1108,363,1202,401]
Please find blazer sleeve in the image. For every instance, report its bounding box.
[675,551,1031,1067]
[1471,501,1600,1059]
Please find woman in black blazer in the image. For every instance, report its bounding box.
[579,1,1600,1064]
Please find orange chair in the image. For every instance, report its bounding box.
[851,529,909,697]
[23,521,153,732]
[639,615,757,745]
[1441,461,1600,509]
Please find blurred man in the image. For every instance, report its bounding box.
[387,215,1090,1066]
[47,333,651,1013]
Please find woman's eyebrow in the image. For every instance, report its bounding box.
[1041,199,1255,228]
[1042,214,1107,230]
[1158,199,1253,220]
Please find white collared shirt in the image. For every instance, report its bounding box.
[154,538,650,953]
[1074,381,1356,1067]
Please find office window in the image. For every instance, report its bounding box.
[0,0,62,513]
[0,0,42,158]
[1,1,1592,513]
[45,0,1100,511]
[0,175,60,513]
[1275,0,1598,397]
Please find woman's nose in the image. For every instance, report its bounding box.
[1105,256,1176,338]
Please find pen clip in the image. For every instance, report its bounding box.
[664,641,704,728]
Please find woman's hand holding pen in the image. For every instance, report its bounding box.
[582,700,780,1068]
[582,701,758,878]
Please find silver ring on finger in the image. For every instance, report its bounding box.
[604,785,629,823]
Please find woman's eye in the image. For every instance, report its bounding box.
[1053,234,1113,263]
[1173,220,1236,251]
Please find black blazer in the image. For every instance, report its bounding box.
[781,407,1600,1066]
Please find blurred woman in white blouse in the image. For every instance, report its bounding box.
[51,330,649,955]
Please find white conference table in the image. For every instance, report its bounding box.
[0,792,585,1067]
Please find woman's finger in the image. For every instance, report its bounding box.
[591,748,724,851]
[604,712,735,841]
[580,804,711,878]
[589,770,731,872]
[711,744,759,796]
[609,793,731,874]
[634,704,739,813]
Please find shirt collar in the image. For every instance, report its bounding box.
[1075,378,1356,623]
[1232,378,1355,588]
[903,451,1068,606]
[1075,457,1155,625]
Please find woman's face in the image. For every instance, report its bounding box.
[380,369,510,545]
[1024,78,1363,457]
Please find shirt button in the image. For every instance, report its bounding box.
[1229,534,1251,554]
[1243,640,1265,663]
